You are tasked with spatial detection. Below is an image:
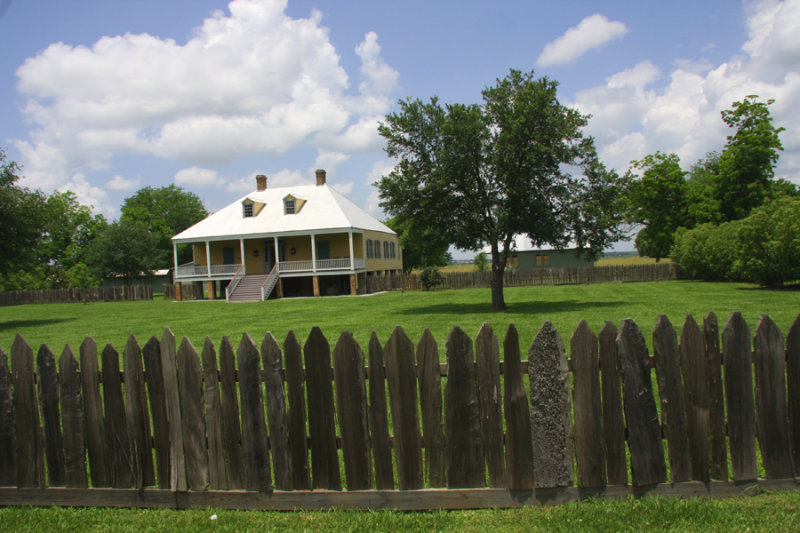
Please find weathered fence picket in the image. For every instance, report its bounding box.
[0,346,15,486]
[237,333,272,492]
[79,337,109,488]
[598,321,626,486]
[679,315,710,482]
[283,331,310,490]
[753,316,793,479]
[722,312,757,481]
[367,333,394,490]
[788,317,800,476]
[652,315,691,483]
[445,326,483,488]
[38,344,65,487]
[571,320,605,488]
[262,333,291,491]
[704,311,727,481]
[2,311,800,511]
[304,327,340,491]
[502,324,533,490]
[618,319,666,486]
[385,326,423,490]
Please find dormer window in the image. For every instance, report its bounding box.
[284,198,296,214]
[243,202,254,218]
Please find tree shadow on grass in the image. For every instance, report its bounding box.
[397,299,626,317]
[0,318,75,334]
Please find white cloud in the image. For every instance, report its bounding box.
[575,0,800,181]
[174,167,223,188]
[537,14,628,67]
[314,151,349,175]
[60,173,115,216]
[106,174,141,191]
[12,0,398,195]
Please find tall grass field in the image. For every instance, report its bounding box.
[1,280,799,531]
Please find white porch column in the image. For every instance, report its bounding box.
[205,241,212,277]
[311,234,317,272]
[173,243,179,274]
[274,237,280,272]
[348,231,354,271]
[239,239,246,272]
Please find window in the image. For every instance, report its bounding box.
[536,254,543,266]
[384,241,389,258]
[243,202,254,217]
[367,240,373,258]
[543,254,550,266]
[375,241,381,258]
[284,198,296,214]
[390,242,396,259]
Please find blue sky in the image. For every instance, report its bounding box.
[1,0,798,253]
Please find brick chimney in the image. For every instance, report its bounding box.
[256,174,267,191]
[315,169,327,186]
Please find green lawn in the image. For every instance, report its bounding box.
[2,280,800,529]
[1,491,798,532]
[1,281,798,357]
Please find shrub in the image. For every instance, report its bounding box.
[733,196,800,287]
[672,222,740,281]
[420,266,445,291]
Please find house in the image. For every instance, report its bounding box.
[171,170,402,301]
[483,235,594,270]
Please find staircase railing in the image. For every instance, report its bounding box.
[260,265,279,301]
[225,265,245,302]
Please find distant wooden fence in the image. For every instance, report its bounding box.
[368,263,682,292]
[0,286,153,306]
[1,311,799,510]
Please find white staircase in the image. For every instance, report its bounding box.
[227,274,270,302]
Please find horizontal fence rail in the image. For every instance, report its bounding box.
[367,263,682,293]
[0,286,153,307]
[1,311,799,510]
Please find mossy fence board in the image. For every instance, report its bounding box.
[1,311,800,510]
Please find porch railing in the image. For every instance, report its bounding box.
[261,264,279,301]
[278,258,365,273]
[225,265,245,302]
[176,263,241,279]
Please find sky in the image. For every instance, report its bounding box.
[1,0,799,254]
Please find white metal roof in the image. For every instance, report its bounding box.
[172,183,395,243]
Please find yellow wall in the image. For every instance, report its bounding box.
[363,230,402,272]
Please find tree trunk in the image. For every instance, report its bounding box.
[490,245,507,310]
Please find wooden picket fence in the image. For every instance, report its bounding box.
[0,286,153,306]
[367,263,682,292]
[1,311,799,510]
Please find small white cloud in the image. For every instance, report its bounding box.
[60,173,115,216]
[537,14,629,67]
[174,166,222,188]
[106,174,141,191]
[314,150,349,175]
[607,61,660,89]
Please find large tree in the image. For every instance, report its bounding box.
[626,152,688,261]
[377,69,627,310]
[0,149,47,277]
[716,95,784,221]
[120,185,207,265]
[85,221,163,285]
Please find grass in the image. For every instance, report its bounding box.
[1,280,799,529]
[1,281,798,357]
[1,491,799,531]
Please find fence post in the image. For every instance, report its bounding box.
[0,346,15,486]
[417,329,444,487]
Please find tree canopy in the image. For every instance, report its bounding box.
[120,185,207,266]
[626,152,688,261]
[377,69,627,309]
[85,220,163,285]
